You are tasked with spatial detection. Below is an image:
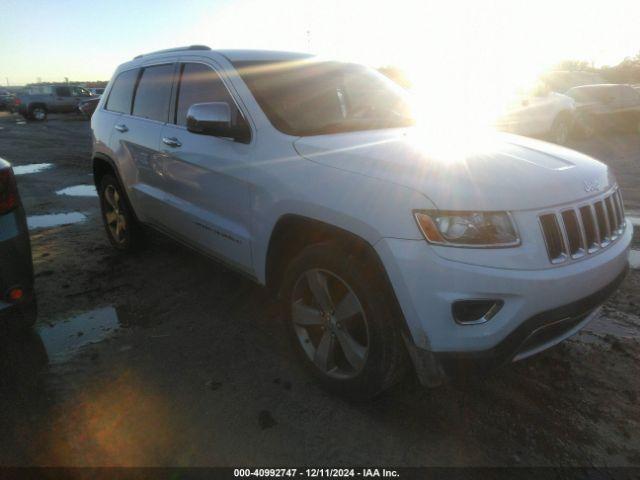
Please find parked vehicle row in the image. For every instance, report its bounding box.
[12,84,94,120]
[496,81,640,143]
[90,46,632,397]
[0,90,17,111]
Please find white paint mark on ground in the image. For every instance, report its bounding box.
[39,306,120,363]
[56,185,97,197]
[27,212,87,230]
[629,250,640,270]
[13,163,53,175]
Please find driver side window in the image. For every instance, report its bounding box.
[175,63,244,127]
[71,86,91,97]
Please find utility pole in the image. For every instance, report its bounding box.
[306,29,311,52]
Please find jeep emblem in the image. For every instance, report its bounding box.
[583,179,601,193]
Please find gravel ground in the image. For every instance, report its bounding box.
[0,111,639,467]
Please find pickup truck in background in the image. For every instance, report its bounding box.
[14,84,94,121]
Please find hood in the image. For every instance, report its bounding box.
[293,129,612,211]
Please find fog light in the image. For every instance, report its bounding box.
[6,287,24,302]
[452,299,503,325]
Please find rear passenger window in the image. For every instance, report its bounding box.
[55,87,71,97]
[132,64,174,122]
[175,63,242,126]
[106,69,139,114]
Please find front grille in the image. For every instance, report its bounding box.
[540,188,626,264]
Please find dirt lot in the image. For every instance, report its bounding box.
[0,111,639,467]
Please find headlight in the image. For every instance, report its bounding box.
[414,210,520,247]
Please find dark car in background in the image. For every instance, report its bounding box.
[0,158,36,332]
[0,91,16,111]
[567,84,640,135]
[15,84,94,121]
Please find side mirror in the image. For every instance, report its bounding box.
[186,102,250,142]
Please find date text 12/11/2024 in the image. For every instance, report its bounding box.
[233,468,400,478]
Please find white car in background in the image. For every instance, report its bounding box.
[91,46,631,398]
[496,85,576,145]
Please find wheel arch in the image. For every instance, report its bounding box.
[264,215,404,333]
[92,153,119,187]
[28,102,47,112]
[92,153,140,222]
[554,108,574,124]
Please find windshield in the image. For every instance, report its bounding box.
[233,60,415,136]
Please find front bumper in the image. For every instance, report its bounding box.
[433,266,627,378]
[375,221,632,385]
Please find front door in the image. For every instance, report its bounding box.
[157,61,254,273]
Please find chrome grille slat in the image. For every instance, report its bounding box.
[540,214,567,264]
[594,201,610,246]
[560,209,584,258]
[540,188,626,264]
[612,192,623,229]
[605,195,619,235]
[579,205,599,252]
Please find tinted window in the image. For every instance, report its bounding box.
[55,87,71,97]
[175,63,240,126]
[71,86,91,97]
[568,87,613,104]
[106,69,139,114]
[132,64,174,122]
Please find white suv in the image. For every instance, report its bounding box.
[91,46,632,397]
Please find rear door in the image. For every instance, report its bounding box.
[109,63,177,223]
[156,61,254,272]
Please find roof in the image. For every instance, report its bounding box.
[133,45,313,63]
[216,49,313,63]
[567,84,625,91]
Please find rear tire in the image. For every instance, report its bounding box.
[280,242,407,400]
[29,106,47,121]
[98,174,145,251]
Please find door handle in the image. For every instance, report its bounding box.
[114,124,128,133]
[162,137,182,148]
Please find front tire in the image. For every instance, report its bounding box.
[98,174,144,251]
[281,243,407,399]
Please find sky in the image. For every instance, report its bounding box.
[1,0,639,87]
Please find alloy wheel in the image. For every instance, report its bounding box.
[291,268,369,379]
[103,184,127,244]
[32,108,46,121]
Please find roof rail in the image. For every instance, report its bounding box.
[133,45,211,60]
